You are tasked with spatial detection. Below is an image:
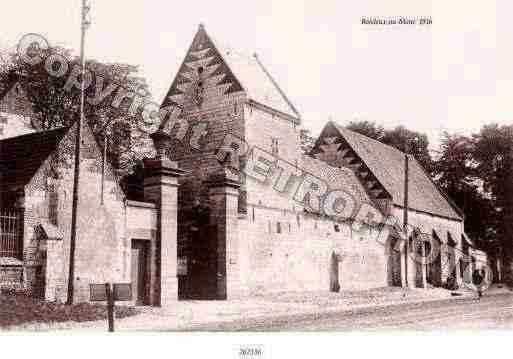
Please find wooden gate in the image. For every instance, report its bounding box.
[184,224,219,299]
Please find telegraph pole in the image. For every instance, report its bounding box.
[403,138,419,289]
[403,142,409,288]
[67,0,90,305]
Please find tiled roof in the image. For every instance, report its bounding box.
[211,37,301,121]
[333,123,463,220]
[0,127,69,190]
[162,26,301,122]
[299,154,372,212]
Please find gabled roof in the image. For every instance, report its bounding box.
[312,121,463,220]
[161,24,301,123]
[0,127,69,190]
[331,122,463,220]
[299,154,372,209]
[215,43,301,122]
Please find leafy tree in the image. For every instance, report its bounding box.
[0,46,153,172]
[433,132,476,192]
[433,132,497,244]
[472,124,513,281]
[299,128,316,154]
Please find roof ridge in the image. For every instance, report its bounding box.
[200,25,300,121]
[332,121,404,157]
[408,154,464,219]
[0,126,69,143]
[253,53,301,120]
[327,121,462,220]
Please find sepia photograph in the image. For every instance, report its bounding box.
[0,1,511,358]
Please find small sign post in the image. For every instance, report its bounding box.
[106,283,114,332]
[90,282,132,332]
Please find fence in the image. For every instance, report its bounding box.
[0,208,23,259]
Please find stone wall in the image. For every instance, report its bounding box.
[391,206,465,286]
[244,104,303,211]
[24,124,129,302]
[238,204,391,294]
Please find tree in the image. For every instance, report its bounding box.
[0,46,153,172]
[472,124,513,282]
[433,132,476,193]
[299,128,316,154]
[433,132,497,244]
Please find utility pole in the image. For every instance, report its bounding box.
[403,142,409,288]
[67,0,90,305]
[403,138,419,288]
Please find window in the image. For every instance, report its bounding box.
[271,137,279,155]
[334,224,340,232]
[277,222,282,234]
[447,232,456,247]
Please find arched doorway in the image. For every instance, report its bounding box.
[386,235,402,286]
[426,231,442,287]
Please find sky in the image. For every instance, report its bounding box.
[1,0,511,149]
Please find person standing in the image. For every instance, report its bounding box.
[472,268,484,300]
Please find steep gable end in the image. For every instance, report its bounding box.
[161,24,301,123]
[312,121,463,220]
[161,24,244,112]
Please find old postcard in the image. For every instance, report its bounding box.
[0,0,511,358]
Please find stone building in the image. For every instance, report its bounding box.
[158,24,482,299]
[0,25,486,305]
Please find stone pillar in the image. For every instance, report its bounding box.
[143,157,184,306]
[207,172,242,300]
[412,236,427,288]
[455,247,463,287]
[441,243,456,285]
[422,242,428,287]
[407,244,416,288]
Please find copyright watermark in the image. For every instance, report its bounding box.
[9,32,492,294]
